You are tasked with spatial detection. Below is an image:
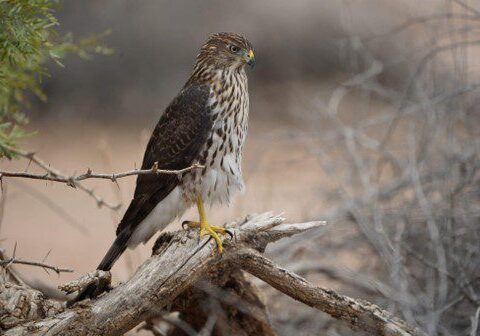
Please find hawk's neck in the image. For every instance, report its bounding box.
[187,64,249,122]
[188,63,247,89]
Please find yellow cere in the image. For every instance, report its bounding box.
[247,50,254,59]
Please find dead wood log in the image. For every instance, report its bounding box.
[0,282,64,331]
[2,213,425,336]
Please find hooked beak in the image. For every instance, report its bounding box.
[245,49,255,68]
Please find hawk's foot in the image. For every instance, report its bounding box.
[182,220,232,253]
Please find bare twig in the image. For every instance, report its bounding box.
[0,249,24,285]
[378,40,480,151]
[452,0,480,17]
[0,183,6,233]
[0,162,203,184]
[0,146,203,210]
[0,244,73,275]
[0,258,73,274]
[471,306,480,336]
[365,13,480,43]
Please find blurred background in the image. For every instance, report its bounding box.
[1,0,480,335]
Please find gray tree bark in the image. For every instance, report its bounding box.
[1,213,426,336]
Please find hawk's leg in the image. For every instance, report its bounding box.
[183,196,228,253]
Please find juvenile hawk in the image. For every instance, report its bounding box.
[71,32,255,303]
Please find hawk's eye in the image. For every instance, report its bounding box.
[229,45,240,53]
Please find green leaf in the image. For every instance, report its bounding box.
[0,0,111,157]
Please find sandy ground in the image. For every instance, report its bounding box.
[0,118,334,292]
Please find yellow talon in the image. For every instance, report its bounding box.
[199,221,224,253]
[191,196,226,253]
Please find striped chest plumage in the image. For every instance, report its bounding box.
[181,68,249,205]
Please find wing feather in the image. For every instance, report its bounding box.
[116,83,212,236]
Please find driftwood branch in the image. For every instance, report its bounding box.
[58,270,111,295]
[0,146,203,210]
[2,213,425,336]
[235,250,423,336]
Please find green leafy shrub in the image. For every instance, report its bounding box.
[0,0,111,158]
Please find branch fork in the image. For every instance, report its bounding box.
[2,213,425,336]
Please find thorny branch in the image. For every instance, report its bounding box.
[0,258,73,275]
[0,243,73,275]
[0,146,203,210]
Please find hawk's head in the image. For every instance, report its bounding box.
[196,32,255,70]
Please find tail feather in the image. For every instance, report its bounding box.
[67,230,131,306]
[96,229,130,271]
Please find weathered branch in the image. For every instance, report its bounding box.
[58,270,111,295]
[2,213,425,336]
[0,282,65,331]
[234,250,424,336]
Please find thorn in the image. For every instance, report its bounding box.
[6,258,14,268]
[6,242,17,268]
[67,178,76,188]
[42,249,52,263]
[12,241,17,259]
[225,229,234,239]
[24,157,33,172]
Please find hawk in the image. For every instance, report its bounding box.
[71,32,255,303]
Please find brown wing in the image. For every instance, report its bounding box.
[116,83,212,236]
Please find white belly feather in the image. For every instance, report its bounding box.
[128,186,189,247]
